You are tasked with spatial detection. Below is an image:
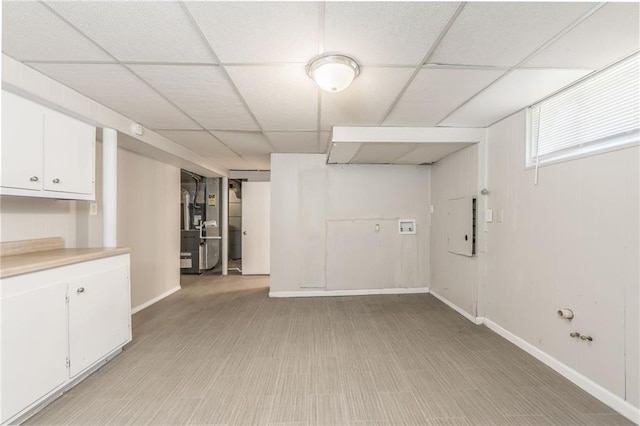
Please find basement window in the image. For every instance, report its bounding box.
[526,53,639,168]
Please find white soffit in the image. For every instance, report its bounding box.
[524,3,640,69]
[384,67,506,126]
[328,127,482,165]
[321,67,414,130]
[211,131,273,156]
[324,2,458,65]
[129,65,259,131]
[156,130,236,157]
[47,1,215,63]
[351,143,418,164]
[332,127,484,144]
[29,63,200,130]
[185,2,320,63]
[264,132,326,154]
[327,143,362,164]
[429,2,595,67]
[440,68,593,127]
[2,2,113,62]
[226,65,318,131]
[395,143,474,165]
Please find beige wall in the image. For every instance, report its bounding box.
[485,111,639,407]
[1,143,181,312]
[271,153,430,293]
[430,144,485,316]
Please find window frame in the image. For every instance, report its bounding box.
[525,54,640,169]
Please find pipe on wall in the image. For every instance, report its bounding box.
[103,128,118,248]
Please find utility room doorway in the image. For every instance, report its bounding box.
[228,179,271,275]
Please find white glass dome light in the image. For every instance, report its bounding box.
[307,54,360,93]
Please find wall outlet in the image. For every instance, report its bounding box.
[89,202,98,216]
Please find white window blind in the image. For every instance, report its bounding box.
[529,53,639,166]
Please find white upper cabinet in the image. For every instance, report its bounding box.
[1,91,45,191]
[43,109,95,195]
[1,90,96,200]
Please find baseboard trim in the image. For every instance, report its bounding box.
[269,287,430,298]
[131,285,181,314]
[483,318,639,424]
[429,290,483,325]
[425,292,639,423]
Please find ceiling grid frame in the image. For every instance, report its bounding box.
[377,2,466,126]
[179,1,279,163]
[435,2,608,127]
[37,0,253,164]
[3,1,636,171]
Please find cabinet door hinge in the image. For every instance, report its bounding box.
[65,358,70,368]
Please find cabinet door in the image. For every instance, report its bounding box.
[43,109,95,195]
[0,91,44,191]
[1,282,68,423]
[68,264,130,377]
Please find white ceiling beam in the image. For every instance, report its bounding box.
[331,126,485,144]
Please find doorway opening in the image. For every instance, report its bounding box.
[180,170,221,277]
[228,179,242,274]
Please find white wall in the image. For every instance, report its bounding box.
[430,144,486,316]
[271,153,430,294]
[0,143,181,312]
[0,197,81,246]
[485,111,639,407]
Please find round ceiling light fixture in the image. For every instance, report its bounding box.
[306,54,360,93]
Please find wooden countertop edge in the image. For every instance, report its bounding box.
[0,247,131,279]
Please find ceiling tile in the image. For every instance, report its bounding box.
[211,131,273,156]
[324,2,458,65]
[525,3,640,69]
[2,1,113,62]
[130,65,258,131]
[264,132,325,153]
[384,67,505,126]
[185,2,320,63]
[47,1,215,63]
[226,65,318,131]
[429,3,595,67]
[156,130,236,157]
[440,68,593,127]
[243,155,271,171]
[395,143,476,164]
[321,67,414,130]
[351,143,417,164]
[29,63,199,130]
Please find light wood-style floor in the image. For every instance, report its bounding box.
[26,274,631,425]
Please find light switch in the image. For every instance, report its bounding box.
[486,209,493,222]
[497,209,504,223]
[89,202,98,216]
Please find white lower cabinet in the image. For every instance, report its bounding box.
[1,282,68,424]
[0,254,131,424]
[68,263,131,377]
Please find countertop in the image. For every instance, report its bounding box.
[0,247,130,279]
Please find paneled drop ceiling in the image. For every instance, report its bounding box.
[2,1,639,172]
